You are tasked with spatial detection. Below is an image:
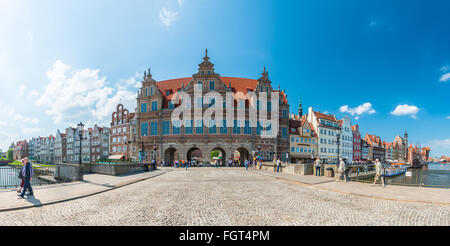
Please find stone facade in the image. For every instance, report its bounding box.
[136,50,290,165]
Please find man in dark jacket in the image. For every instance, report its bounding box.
[18,157,34,198]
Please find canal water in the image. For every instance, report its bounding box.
[370,163,450,188]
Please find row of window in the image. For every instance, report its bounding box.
[291,147,316,154]
[290,137,316,144]
[141,121,287,138]
[112,126,128,134]
[112,146,127,153]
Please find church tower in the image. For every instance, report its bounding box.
[298,97,303,117]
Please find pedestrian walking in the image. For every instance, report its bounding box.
[259,159,262,170]
[244,159,249,170]
[276,158,281,173]
[373,159,385,187]
[336,158,348,182]
[16,158,25,194]
[18,157,33,199]
[315,158,321,176]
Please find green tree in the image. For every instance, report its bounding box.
[211,150,220,159]
[7,149,13,160]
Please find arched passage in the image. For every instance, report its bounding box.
[164,148,179,165]
[210,147,226,166]
[187,147,203,165]
[233,147,250,165]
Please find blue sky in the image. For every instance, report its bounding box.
[0,0,449,157]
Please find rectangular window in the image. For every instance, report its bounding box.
[233,120,241,134]
[141,122,148,137]
[196,120,203,134]
[151,101,158,111]
[197,81,203,90]
[150,122,158,136]
[267,102,272,112]
[141,103,147,113]
[208,120,217,134]
[220,120,227,134]
[162,121,170,135]
[209,81,215,90]
[244,120,252,135]
[282,127,287,138]
[185,120,193,134]
[291,147,295,152]
[172,120,181,135]
[168,102,174,109]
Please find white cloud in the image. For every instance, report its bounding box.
[178,0,185,6]
[339,102,376,117]
[13,114,39,124]
[21,127,46,135]
[439,73,450,82]
[390,104,419,118]
[427,139,450,153]
[18,85,26,96]
[0,120,6,127]
[159,8,178,28]
[36,60,137,125]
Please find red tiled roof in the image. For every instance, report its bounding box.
[314,111,337,122]
[156,77,288,104]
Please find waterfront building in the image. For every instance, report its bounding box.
[110,104,136,161]
[36,137,46,163]
[65,127,77,163]
[364,134,385,161]
[44,135,55,164]
[91,125,110,163]
[361,139,369,161]
[288,115,318,163]
[338,116,353,163]
[13,140,28,160]
[307,107,339,164]
[28,138,37,161]
[136,50,290,164]
[54,130,67,163]
[383,142,393,162]
[421,147,431,162]
[351,125,361,161]
[81,128,92,164]
[408,144,422,165]
[392,132,408,162]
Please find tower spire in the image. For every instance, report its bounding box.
[298,97,303,117]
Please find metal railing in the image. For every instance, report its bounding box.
[348,165,450,188]
[0,166,59,190]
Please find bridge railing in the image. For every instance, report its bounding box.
[0,166,60,190]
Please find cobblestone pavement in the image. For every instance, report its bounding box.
[0,168,448,226]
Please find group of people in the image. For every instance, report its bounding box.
[16,157,34,199]
[335,158,385,186]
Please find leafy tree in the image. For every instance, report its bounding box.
[211,150,220,159]
[7,149,13,160]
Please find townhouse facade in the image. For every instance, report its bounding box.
[54,130,67,163]
[91,125,110,163]
[288,115,318,163]
[364,134,385,161]
[338,116,353,163]
[110,104,137,161]
[307,107,339,164]
[352,124,361,161]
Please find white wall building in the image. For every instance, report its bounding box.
[307,107,340,164]
[338,116,353,163]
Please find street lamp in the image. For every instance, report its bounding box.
[336,126,342,165]
[258,145,261,158]
[139,141,145,163]
[124,140,132,161]
[77,122,84,165]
